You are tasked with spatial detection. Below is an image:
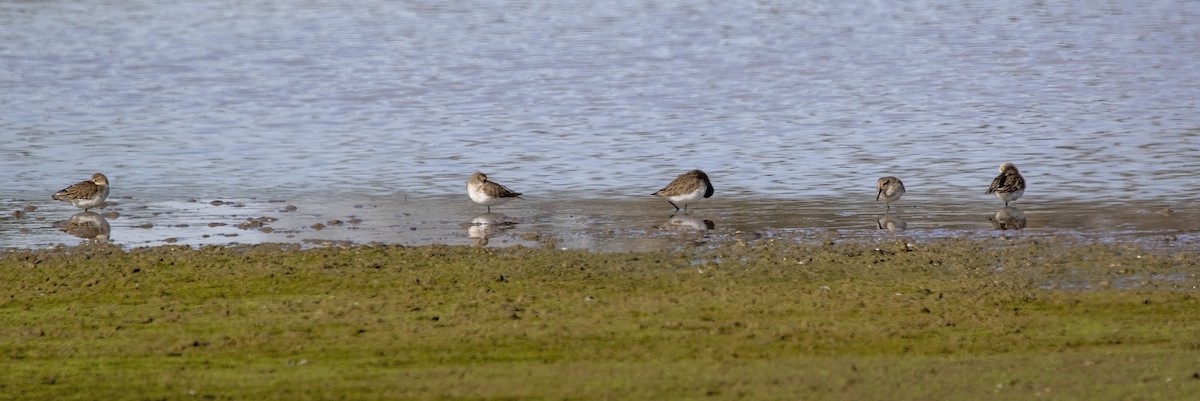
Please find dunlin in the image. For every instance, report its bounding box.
[985,162,1026,206]
[651,170,714,212]
[875,176,905,210]
[467,172,523,212]
[52,172,109,211]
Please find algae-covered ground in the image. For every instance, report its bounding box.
[1,239,1198,400]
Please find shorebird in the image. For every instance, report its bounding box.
[467,172,523,212]
[651,169,714,212]
[52,172,109,211]
[875,176,905,210]
[985,162,1026,206]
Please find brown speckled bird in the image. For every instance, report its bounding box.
[875,176,906,210]
[467,172,523,212]
[985,163,1026,206]
[52,172,109,211]
[652,170,714,212]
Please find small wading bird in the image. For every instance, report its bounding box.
[651,169,714,212]
[52,172,109,211]
[985,162,1026,206]
[467,172,523,212]
[875,176,905,211]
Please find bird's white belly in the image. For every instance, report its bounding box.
[468,186,510,206]
[667,186,706,204]
[67,187,108,210]
[995,189,1023,203]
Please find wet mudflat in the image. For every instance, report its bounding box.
[1,240,1198,399]
[3,192,1198,252]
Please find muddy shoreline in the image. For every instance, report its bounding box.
[2,240,1198,399]
[3,193,1198,252]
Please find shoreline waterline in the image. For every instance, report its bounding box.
[3,192,1196,251]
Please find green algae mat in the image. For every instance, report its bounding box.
[2,239,1198,400]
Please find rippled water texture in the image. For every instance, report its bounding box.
[2,0,1199,249]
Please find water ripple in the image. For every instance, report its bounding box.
[1,0,1198,206]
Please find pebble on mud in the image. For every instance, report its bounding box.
[236,217,277,230]
[311,223,326,231]
[237,221,261,229]
[23,205,37,212]
[281,205,298,212]
[12,210,24,218]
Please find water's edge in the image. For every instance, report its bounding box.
[3,191,1195,252]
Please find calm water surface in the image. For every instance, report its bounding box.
[2,0,1198,249]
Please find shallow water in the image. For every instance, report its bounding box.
[3,193,1197,252]
[2,0,1199,250]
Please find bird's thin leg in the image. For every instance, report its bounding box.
[667,201,680,212]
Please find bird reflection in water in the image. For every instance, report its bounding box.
[55,211,111,242]
[989,206,1027,230]
[658,213,715,232]
[466,212,517,246]
[876,212,907,230]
